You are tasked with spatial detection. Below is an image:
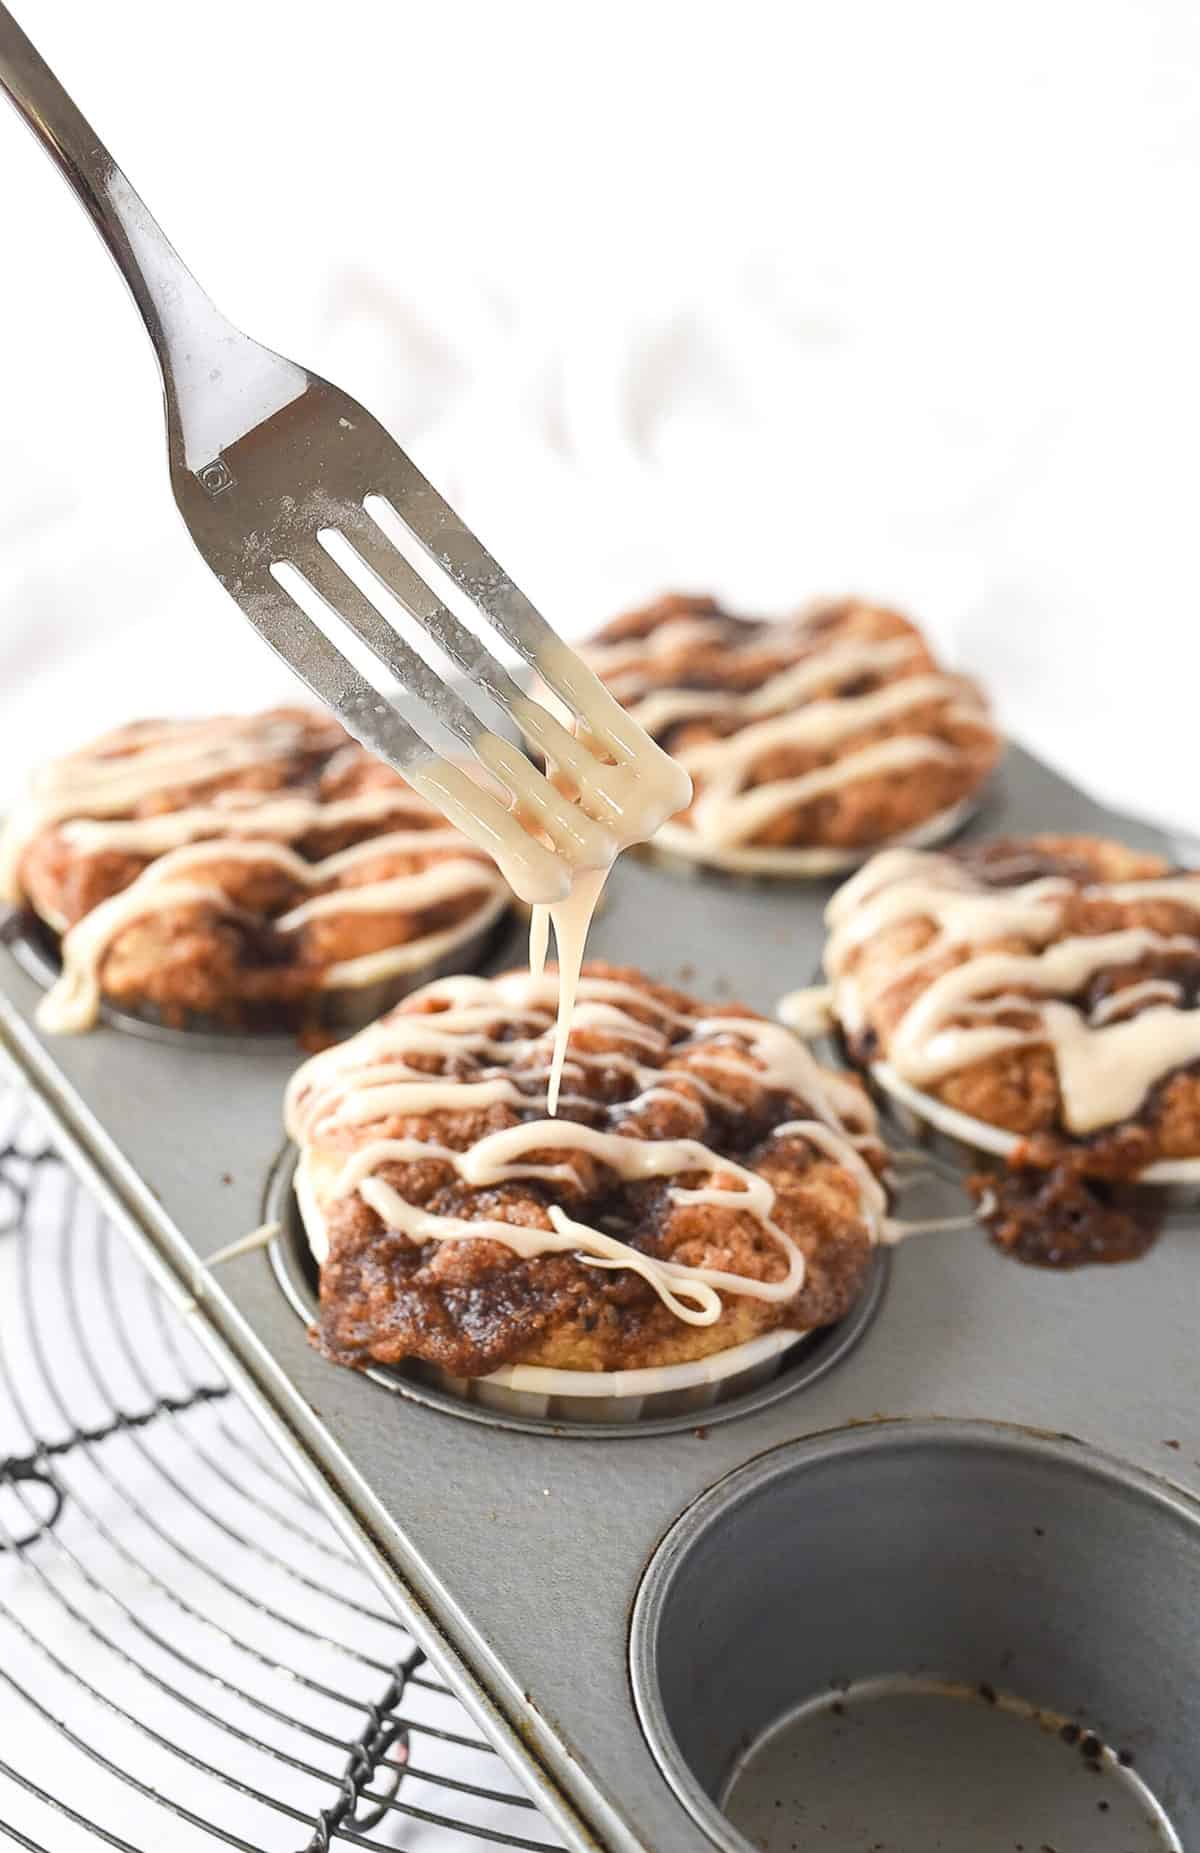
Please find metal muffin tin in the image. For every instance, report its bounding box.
[2,741,1199,1853]
[632,1421,1196,1850]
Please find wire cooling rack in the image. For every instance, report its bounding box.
[0,1082,563,1853]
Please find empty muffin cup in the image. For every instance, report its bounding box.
[631,1420,1199,1850]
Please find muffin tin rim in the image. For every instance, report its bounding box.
[628,1414,1200,1853]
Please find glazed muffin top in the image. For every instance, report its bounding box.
[287,961,888,1378]
[815,834,1200,1170]
[583,595,1001,873]
[2,708,509,1034]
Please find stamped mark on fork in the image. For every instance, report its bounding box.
[198,457,236,496]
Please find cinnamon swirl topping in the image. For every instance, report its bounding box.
[288,963,887,1377]
[584,595,1000,872]
[796,834,1200,1164]
[2,708,511,1033]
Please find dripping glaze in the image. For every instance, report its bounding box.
[502,644,692,1112]
[287,970,888,1328]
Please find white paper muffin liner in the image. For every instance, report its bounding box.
[640,793,982,881]
[871,1060,1200,1191]
[409,1330,806,1424]
[295,1157,808,1423]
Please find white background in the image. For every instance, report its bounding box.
[2,0,1198,831]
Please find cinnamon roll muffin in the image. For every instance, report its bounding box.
[584,595,1001,874]
[287,962,889,1417]
[1,709,511,1035]
[801,834,1200,1188]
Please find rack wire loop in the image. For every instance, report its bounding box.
[0,1094,563,1851]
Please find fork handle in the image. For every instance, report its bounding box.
[0,3,303,470]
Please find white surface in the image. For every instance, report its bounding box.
[2,0,1199,836]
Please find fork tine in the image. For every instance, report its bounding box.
[277,548,620,870]
[294,542,489,759]
[240,571,430,770]
[241,571,575,900]
[345,514,629,830]
[363,477,647,750]
[470,732,619,862]
[348,508,539,707]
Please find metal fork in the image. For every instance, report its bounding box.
[0,5,689,904]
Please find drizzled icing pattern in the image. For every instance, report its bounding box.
[0,711,511,1032]
[288,969,888,1331]
[798,843,1200,1138]
[585,597,999,871]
